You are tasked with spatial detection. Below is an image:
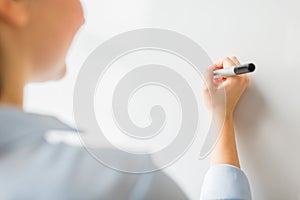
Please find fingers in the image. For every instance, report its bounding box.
[215,56,241,67]
[203,65,216,89]
[214,56,236,69]
[229,56,240,66]
[213,56,237,84]
[222,57,237,68]
[206,56,250,89]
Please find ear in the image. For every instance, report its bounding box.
[0,0,28,27]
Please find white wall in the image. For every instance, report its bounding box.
[25,0,300,199]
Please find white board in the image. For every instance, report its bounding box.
[25,0,300,199]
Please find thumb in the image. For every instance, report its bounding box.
[203,65,217,91]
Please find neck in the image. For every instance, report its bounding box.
[0,26,31,108]
[0,58,30,108]
[0,74,26,108]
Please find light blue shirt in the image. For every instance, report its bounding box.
[200,164,252,200]
[0,107,187,200]
[0,107,251,200]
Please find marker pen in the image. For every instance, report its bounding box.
[213,63,255,78]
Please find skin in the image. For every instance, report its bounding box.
[202,56,250,168]
[0,0,84,106]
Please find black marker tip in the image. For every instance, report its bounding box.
[248,63,256,72]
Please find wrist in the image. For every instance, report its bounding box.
[211,108,233,121]
[224,111,233,120]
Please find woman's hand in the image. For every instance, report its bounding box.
[203,56,250,117]
[202,56,250,168]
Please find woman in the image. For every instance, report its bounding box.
[0,0,251,199]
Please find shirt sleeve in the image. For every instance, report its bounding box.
[200,164,251,200]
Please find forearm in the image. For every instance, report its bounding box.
[210,113,240,168]
[201,114,251,199]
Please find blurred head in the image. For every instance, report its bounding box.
[0,0,84,82]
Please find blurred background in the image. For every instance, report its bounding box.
[24,0,300,199]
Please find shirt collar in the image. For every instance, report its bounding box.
[0,106,77,146]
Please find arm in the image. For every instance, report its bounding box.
[211,112,240,167]
[203,56,249,168]
[200,56,251,199]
